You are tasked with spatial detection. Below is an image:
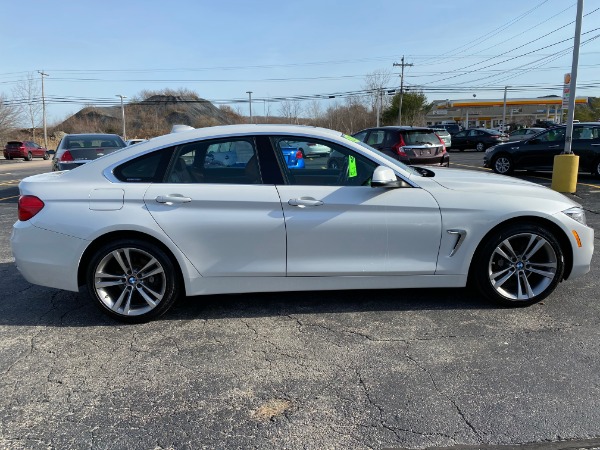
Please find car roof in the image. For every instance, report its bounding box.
[359,126,435,132]
[128,124,345,149]
[64,133,123,138]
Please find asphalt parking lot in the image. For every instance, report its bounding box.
[1,152,600,449]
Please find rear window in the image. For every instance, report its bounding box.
[6,141,23,147]
[487,130,504,136]
[64,136,126,149]
[402,130,441,145]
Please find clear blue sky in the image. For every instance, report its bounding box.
[1,0,599,124]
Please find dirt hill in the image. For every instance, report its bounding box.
[55,94,235,137]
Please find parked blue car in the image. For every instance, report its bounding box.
[281,147,305,169]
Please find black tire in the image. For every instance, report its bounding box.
[86,239,180,323]
[492,154,514,175]
[592,159,600,178]
[472,222,564,307]
[25,152,33,161]
[43,152,50,160]
[476,142,485,152]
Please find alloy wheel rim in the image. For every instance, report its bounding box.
[488,232,558,301]
[94,247,166,316]
[495,157,510,173]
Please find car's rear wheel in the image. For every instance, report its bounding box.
[476,142,485,152]
[472,223,564,307]
[25,152,32,161]
[86,239,180,323]
[492,155,513,175]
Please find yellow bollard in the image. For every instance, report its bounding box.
[551,153,579,193]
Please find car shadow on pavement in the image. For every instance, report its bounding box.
[0,262,500,327]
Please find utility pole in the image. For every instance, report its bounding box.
[246,91,253,124]
[38,71,49,150]
[551,0,584,193]
[116,95,127,140]
[393,56,413,126]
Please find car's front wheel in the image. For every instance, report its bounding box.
[43,152,50,160]
[476,142,485,152]
[492,155,513,174]
[86,239,180,323]
[472,223,564,307]
[592,159,600,178]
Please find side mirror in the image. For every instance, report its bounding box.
[47,149,56,155]
[371,166,406,188]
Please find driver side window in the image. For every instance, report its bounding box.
[271,136,378,187]
[537,128,565,142]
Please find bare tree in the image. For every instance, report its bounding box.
[12,72,42,140]
[305,100,323,126]
[279,100,303,124]
[0,93,20,140]
[363,69,393,114]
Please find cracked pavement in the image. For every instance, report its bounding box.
[1,176,600,449]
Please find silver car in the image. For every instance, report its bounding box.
[432,128,452,148]
[508,127,545,142]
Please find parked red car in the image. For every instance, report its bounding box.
[3,141,49,161]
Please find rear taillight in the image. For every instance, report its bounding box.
[392,135,408,157]
[18,195,45,221]
[295,150,304,159]
[60,150,74,161]
[19,146,26,151]
[436,135,447,153]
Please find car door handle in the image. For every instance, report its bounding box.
[155,194,192,205]
[288,197,324,207]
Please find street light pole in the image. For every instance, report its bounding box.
[502,86,510,132]
[116,95,127,140]
[38,71,49,150]
[246,91,253,124]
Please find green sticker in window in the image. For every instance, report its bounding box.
[343,134,360,143]
[348,155,357,178]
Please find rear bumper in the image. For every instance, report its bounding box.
[4,150,26,158]
[405,153,450,167]
[11,221,87,292]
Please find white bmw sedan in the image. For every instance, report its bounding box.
[11,124,594,322]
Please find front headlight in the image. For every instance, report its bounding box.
[562,206,587,225]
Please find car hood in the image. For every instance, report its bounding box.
[421,167,576,202]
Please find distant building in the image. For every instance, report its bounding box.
[426,96,589,129]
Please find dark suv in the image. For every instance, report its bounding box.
[433,123,463,135]
[3,141,49,161]
[351,126,449,167]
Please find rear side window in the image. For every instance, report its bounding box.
[114,149,172,182]
[166,137,261,184]
[366,131,385,146]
